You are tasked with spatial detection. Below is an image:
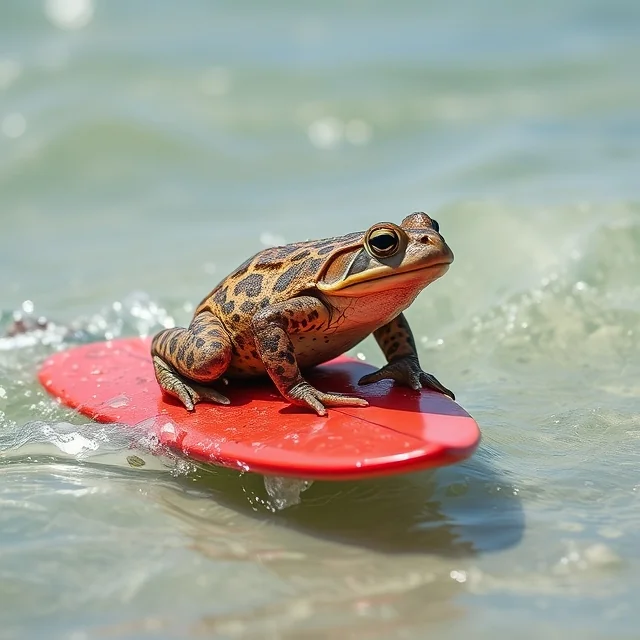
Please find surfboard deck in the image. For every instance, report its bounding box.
[37,337,480,480]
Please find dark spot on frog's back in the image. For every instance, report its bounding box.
[275,244,301,259]
[307,258,323,274]
[232,256,253,278]
[291,250,311,262]
[191,323,205,336]
[240,300,255,314]
[317,245,336,256]
[234,273,263,297]
[274,263,305,293]
[213,287,228,305]
[221,301,235,315]
[254,260,284,271]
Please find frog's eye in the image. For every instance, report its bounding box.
[431,218,440,233]
[365,227,401,259]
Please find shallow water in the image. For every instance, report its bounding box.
[1,0,640,638]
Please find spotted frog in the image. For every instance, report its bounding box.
[151,212,455,415]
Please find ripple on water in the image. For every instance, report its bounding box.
[457,207,640,371]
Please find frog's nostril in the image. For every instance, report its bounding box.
[419,236,430,244]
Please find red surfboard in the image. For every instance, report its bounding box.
[37,338,480,480]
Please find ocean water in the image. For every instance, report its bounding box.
[1,0,640,638]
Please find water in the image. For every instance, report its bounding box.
[1,0,639,637]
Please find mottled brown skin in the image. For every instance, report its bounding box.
[151,212,455,416]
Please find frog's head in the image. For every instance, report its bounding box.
[316,212,453,297]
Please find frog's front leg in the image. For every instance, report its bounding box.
[358,312,455,400]
[251,296,369,416]
[151,311,233,411]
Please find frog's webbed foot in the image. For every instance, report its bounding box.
[358,355,455,400]
[153,356,230,411]
[286,381,368,417]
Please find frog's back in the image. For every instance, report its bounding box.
[196,232,363,314]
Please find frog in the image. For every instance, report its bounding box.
[151,211,455,416]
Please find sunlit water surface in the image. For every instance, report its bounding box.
[1,1,640,638]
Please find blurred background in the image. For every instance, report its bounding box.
[1,1,639,638]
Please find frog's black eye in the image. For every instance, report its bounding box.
[431,218,440,233]
[365,227,401,259]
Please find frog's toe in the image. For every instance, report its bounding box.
[189,382,231,406]
[418,372,455,400]
[358,360,416,387]
[168,380,230,411]
[286,382,368,416]
[359,356,455,400]
[153,356,230,410]
[162,376,199,411]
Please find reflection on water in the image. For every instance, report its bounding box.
[2,0,640,637]
[0,436,522,638]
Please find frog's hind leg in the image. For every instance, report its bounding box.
[151,311,233,411]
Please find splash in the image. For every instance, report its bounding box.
[0,292,177,351]
[0,417,185,475]
[263,476,313,511]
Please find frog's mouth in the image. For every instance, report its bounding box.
[318,262,450,297]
